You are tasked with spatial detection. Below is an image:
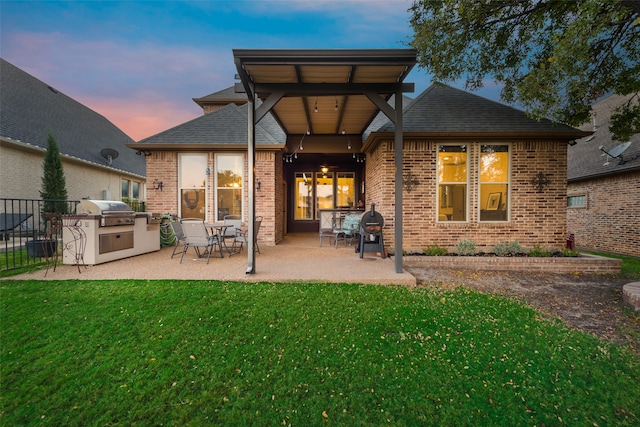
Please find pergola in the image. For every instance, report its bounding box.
[233,48,417,274]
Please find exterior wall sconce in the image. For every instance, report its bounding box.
[530,172,550,193]
[403,172,419,193]
[256,179,261,191]
[152,179,163,192]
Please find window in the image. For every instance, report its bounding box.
[437,145,467,221]
[294,172,313,220]
[215,154,243,221]
[294,171,357,221]
[336,172,356,208]
[479,145,510,221]
[179,153,207,219]
[315,172,334,218]
[132,182,140,199]
[568,195,586,207]
[121,179,130,199]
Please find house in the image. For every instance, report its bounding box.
[129,49,589,272]
[0,58,146,203]
[567,94,640,257]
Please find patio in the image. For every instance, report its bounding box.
[8,233,417,285]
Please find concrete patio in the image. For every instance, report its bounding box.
[8,233,417,286]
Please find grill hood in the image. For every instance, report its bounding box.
[77,200,134,215]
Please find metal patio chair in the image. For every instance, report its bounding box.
[180,218,223,263]
[232,216,262,254]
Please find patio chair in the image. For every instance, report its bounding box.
[223,215,242,255]
[334,212,361,248]
[169,221,187,259]
[233,216,262,254]
[180,218,222,263]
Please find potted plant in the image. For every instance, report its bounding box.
[26,132,68,258]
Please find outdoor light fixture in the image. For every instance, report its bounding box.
[257,179,261,191]
[152,179,163,192]
[314,98,318,113]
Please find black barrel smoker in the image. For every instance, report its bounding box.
[358,203,385,258]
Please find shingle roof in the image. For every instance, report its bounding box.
[134,102,286,147]
[0,58,145,176]
[568,93,640,181]
[376,83,587,136]
[194,86,247,102]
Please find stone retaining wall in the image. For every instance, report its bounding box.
[403,253,621,274]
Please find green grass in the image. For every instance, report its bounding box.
[0,248,48,278]
[2,280,639,426]
[584,251,640,279]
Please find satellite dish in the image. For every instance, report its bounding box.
[606,142,631,158]
[599,142,632,165]
[100,148,119,165]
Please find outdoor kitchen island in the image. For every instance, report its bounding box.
[62,200,160,266]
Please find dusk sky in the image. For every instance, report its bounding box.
[1,0,503,141]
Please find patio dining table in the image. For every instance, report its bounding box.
[205,223,233,256]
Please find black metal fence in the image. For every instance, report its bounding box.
[0,198,145,274]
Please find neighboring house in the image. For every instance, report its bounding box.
[0,58,146,203]
[130,49,588,255]
[567,94,640,257]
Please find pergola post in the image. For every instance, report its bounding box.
[246,94,256,274]
[394,90,403,274]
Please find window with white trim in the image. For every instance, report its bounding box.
[479,144,510,221]
[437,145,468,221]
[215,153,243,221]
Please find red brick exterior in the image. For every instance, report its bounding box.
[145,150,281,247]
[567,170,640,257]
[367,138,569,254]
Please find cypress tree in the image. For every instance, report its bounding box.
[40,132,68,214]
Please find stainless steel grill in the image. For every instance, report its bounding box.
[63,200,160,265]
[77,200,135,227]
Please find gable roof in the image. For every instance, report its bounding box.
[374,83,590,138]
[192,86,248,110]
[0,58,145,177]
[568,93,640,181]
[130,102,286,150]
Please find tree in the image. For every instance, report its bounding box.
[408,0,640,141]
[40,132,68,214]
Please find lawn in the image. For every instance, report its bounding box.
[1,280,639,426]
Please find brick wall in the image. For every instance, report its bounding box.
[368,138,569,254]
[146,150,280,246]
[567,170,640,257]
[146,151,179,215]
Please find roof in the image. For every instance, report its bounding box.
[233,48,416,136]
[130,102,286,150]
[568,93,640,181]
[375,83,590,138]
[192,86,248,109]
[0,58,145,176]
